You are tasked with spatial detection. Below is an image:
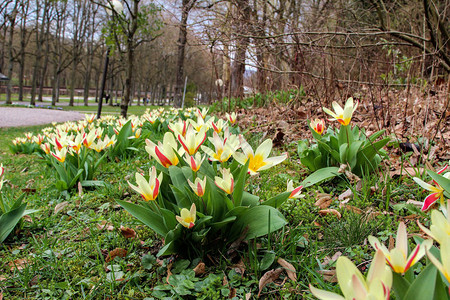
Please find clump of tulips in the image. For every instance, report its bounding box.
[298,97,390,178]
[310,164,450,299]
[118,109,296,259]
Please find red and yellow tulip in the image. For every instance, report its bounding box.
[368,222,432,274]
[176,203,196,229]
[177,126,207,156]
[310,119,325,135]
[184,153,205,172]
[145,132,180,168]
[323,97,358,126]
[413,165,449,211]
[188,176,207,197]
[233,136,287,175]
[128,166,162,201]
[215,168,234,194]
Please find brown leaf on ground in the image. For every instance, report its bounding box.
[244,293,252,300]
[166,262,173,285]
[8,258,30,271]
[78,181,83,197]
[105,248,127,263]
[54,201,70,214]
[338,188,353,203]
[315,193,332,209]
[233,259,246,275]
[0,275,6,281]
[193,262,206,276]
[23,215,33,223]
[339,204,363,214]
[0,291,3,300]
[258,268,283,297]
[390,167,424,177]
[319,209,342,219]
[318,269,337,283]
[97,220,114,231]
[277,258,297,282]
[388,236,395,251]
[119,226,136,239]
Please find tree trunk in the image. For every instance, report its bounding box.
[6,6,17,105]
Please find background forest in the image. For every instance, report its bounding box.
[0,0,448,115]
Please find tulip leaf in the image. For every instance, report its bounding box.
[0,202,27,243]
[241,192,259,207]
[300,167,340,188]
[428,170,450,197]
[262,191,290,208]
[403,263,437,300]
[157,240,175,257]
[80,180,106,187]
[434,272,450,300]
[231,205,287,240]
[160,208,177,231]
[392,272,411,300]
[232,160,249,207]
[116,199,168,237]
[210,216,236,230]
[170,185,192,209]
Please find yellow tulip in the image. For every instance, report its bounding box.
[176,203,196,229]
[323,97,358,126]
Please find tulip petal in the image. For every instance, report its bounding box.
[309,285,345,300]
[421,192,440,211]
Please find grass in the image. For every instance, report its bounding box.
[0,112,439,299]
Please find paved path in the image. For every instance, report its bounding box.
[0,107,84,128]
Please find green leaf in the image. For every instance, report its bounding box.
[339,143,348,163]
[428,170,450,197]
[241,192,259,207]
[0,203,27,243]
[210,216,236,230]
[230,205,287,240]
[392,272,411,300]
[262,191,290,208]
[157,240,175,257]
[403,263,437,300]
[81,180,106,187]
[232,160,249,207]
[116,199,168,236]
[300,167,340,188]
[259,251,276,271]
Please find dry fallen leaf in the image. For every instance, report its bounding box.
[338,188,353,203]
[54,201,70,214]
[105,248,127,263]
[315,193,333,209]
[119,226,136,239]
[8,258,29,271]
[193,262,206,276]
[166,262,173,285]
[277,258,297,282]
[318,269,337,283]
[78,181,83,197]
[97,220,114,231]
[258,268,283,297]
[318,209,342,219]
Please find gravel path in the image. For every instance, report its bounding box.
[0,107,84,128]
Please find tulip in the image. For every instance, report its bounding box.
[82,131,97,148]
[310,249,392,300]
[426,236,450,294]
[128,166,162,201]
[201,131,238,163]
[211,119,226,134]
[70,133,84,154]
[323,97,358,126]
[40,142,51,155]
[145,132,180,168]
[233,135,287,175]
[85,114,95,123]
[413,165,449,211]
[286,180,303,199]
[177,125,207,155]
[168,119,187,138]
[51,147,68,163]
[226,112,237,124]
[197,107,208,119]
[189,116,208,132]
[0,164,4,190]
[418,201,450,245]
[368,222,432,274]
[33,134,44,145]
[176,203,196,229]
[184,153,205,172]
[215,168,234,194]
[188,176,207,197]
[310,119,325,135]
